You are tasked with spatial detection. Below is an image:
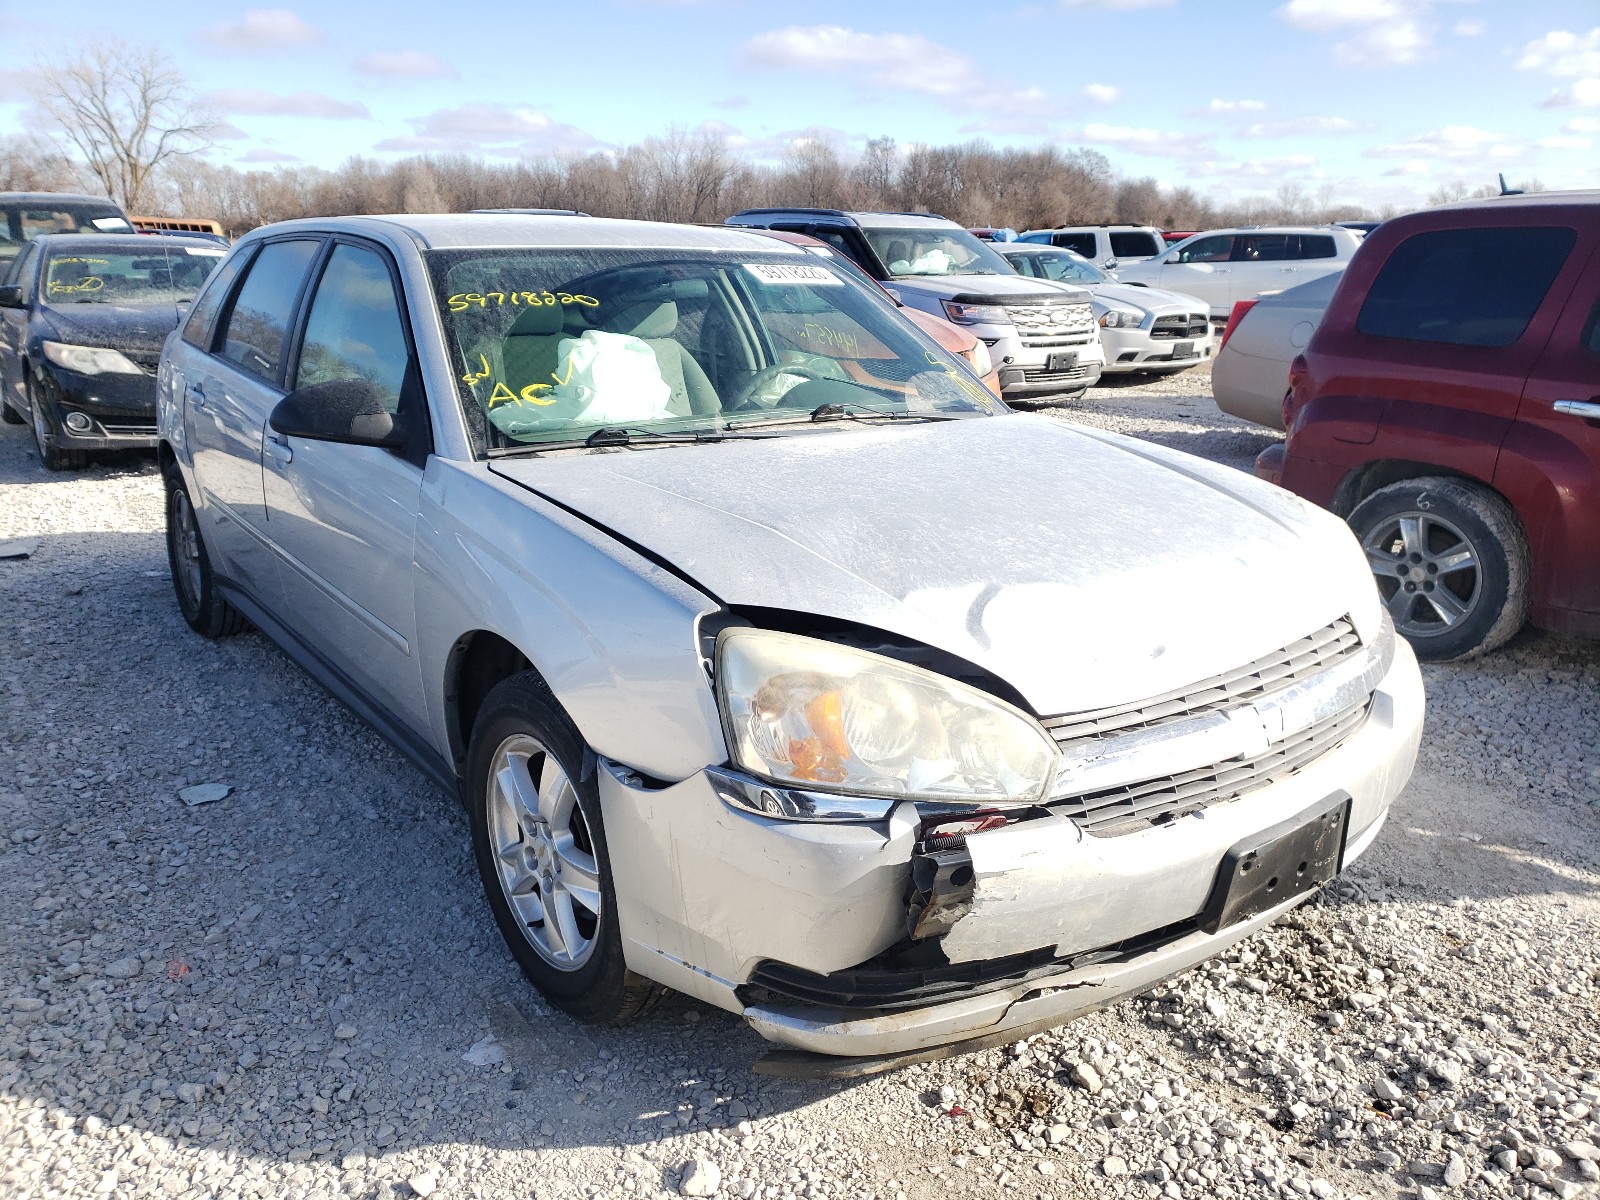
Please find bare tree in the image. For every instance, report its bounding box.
[34,41,214,211]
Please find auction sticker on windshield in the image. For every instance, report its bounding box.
[745,263,842,286]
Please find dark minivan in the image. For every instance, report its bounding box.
[1260,191,1600,660]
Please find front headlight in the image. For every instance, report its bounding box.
[42,342,143,376]
[716,629,1057,806]
[941,300,1012,326]
[962,338,993,377]
[1098,308,1142,329]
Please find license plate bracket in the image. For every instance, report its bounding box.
[1200,793,1349,934]
[1172,340,1196,359]
[1047,351,1078,372]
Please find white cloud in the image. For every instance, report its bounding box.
[1365,125,1526,163]
[238,147,301,164]
[1542,77,1600,108]
[1516,29,1600,77]
[741,24,1059,133]
[1454,18,1485,37]
[204,89,369,118]
[1537,134,1592,150]
[1276,0,1436,68]
[199,8,326,51]
[1083,83,1119,104]
[1381,159,1431,176]
[354,50,457,79]
[1238,116,1371,138]
[1207,98,1268,114]
[375,104,604,157]
[1080,123,1215,160]
[1567,115,1600,132]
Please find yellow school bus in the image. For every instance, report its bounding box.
[132,216,226,236]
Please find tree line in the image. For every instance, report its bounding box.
[4,41,1524,238]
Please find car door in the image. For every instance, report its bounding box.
[262,238,430,734]
[1159,234,1234,313]
[1508,247,1600,616]
[1229,234,1299,305]
[0,242,40,410]
[185,237,323,605]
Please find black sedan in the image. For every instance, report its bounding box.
[0,234,224,468]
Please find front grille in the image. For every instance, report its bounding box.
[1020,364,1095,384]
[1043,617,1361,745]
[1051,702,1370,836]
[100,421,157,436]
[1150,313,1210,340]
[1007,302,1096,349]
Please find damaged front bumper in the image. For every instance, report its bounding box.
[595,635,1423,1063]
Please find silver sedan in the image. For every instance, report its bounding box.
[156,215,1423,1069]
[997,244,1215,374]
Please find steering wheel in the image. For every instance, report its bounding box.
[727,362,830,411]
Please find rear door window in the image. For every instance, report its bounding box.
[1357,226,1577,348]
[1297,234,1338,259]
[1109,231,1162,258]
[1235,235,1293,262]
[218,239,321,382]
[1052,232,1097,258]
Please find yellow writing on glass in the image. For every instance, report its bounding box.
[923,350,998,411]
[447,290,599,314]
[51,257,110,266]
[467,353,578,410]
[47,277,105,294]
[798,322,861,358]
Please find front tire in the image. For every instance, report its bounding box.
[164,464,248,638]
[1348,477,1529,661]
[466,673,658,1024]
[29,378,87,470]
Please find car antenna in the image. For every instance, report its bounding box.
[1498,173,1523,196]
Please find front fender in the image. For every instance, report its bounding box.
[415,459,728,781]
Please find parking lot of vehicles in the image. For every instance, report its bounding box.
[0,191,135,264]
[726,208,1106,402]
[151,212,1422,1067]
[996,243,1214,374]
[1212,270,1341,428]
[1260,191,1600,662]
[0,233,224,467]
[1014,225,1166,270]
[1119,225,1361,319]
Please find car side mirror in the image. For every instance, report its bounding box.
[269,379,406,449]
[0,285,23,308]
[1104,258,1119,271]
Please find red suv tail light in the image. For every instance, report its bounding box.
[1283,354,1310,428]
[1218,299,1257,351]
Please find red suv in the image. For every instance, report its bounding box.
[1258,192,1600,660]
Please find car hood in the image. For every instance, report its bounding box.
[888,274,1069,304]
[492,416,1377,716]
[1093,282,1207,314]
[37,302,186,353]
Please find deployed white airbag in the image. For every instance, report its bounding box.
[488,330,673,436]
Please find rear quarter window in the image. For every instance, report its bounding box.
[1356,226,1577,348]
[1297,235,1338,259]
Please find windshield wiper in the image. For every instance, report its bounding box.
[485,425,777,458]
[727,401,962,432]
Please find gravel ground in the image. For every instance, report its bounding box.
[2,363,1597,1200]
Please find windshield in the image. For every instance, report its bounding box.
[41,245,225,306]
[1,204,134,262]
[1004,249,1105,286]
[428,248,1002,450]
[859,227,1014,277]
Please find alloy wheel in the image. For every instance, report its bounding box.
[1361,511,1481,638]
[484,734,603,971]
[169,486,203,613]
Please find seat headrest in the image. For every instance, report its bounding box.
[506,302,566,337]
[611,299,678,340]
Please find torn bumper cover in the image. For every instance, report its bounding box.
[596,636,1423,1060]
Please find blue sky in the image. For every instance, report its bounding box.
[2,1,1597,210]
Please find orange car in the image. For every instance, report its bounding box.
[740,227,1002,399]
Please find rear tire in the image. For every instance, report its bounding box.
[29,379,87,470]
[1348,477,1529,661]
[466,672,660,1024]
[164,464,248,638]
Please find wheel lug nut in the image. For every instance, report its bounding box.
[1396,566,1409,576]
[1410,553,1422,563]
[1405,583,1416,592]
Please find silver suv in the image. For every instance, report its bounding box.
[157,214,1423,1068]
[726,208,1106,402]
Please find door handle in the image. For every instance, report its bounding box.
[1554,400,1600,420]
[189,383,206,410]
[267,433,293,465]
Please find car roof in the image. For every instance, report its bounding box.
[243,213,801,253]
[1025,224,1159,232]
[31,233,191,251]
[0,192,124,206]
[1197,225,1355,236]
[1432,189,1600,214]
